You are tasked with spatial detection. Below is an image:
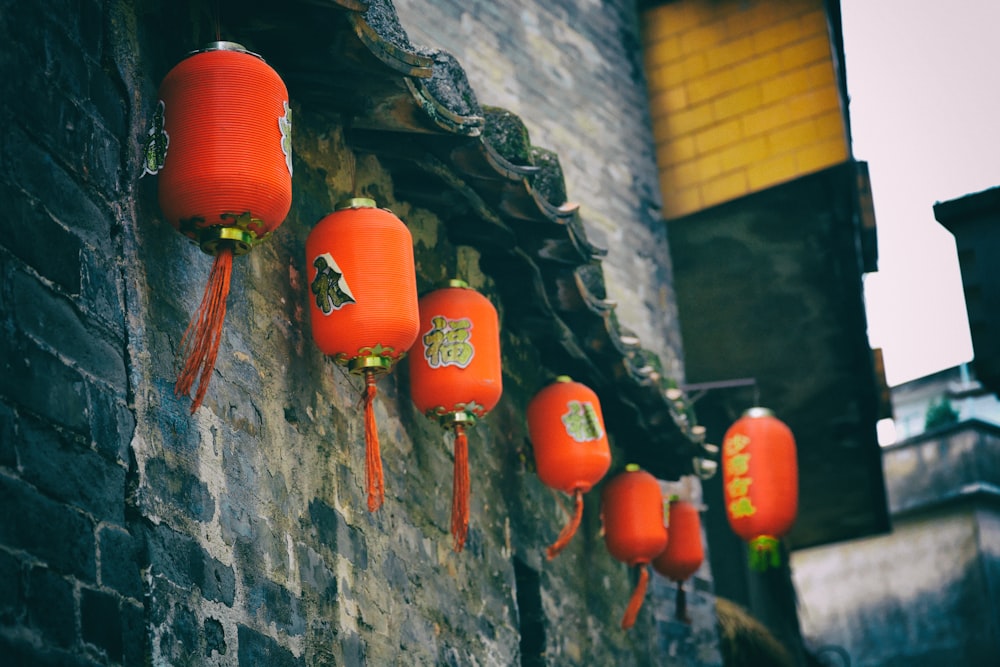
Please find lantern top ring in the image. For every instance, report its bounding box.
[191,41,266,62]
[743,406,775,419]
[336,197,377,211]
[346,355,394,375]
[199,227,256,256]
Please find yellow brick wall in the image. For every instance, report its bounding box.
[642,0,849,218]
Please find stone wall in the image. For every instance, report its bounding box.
[0,1,718,665]
[792,422,1000,665]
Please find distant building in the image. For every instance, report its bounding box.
[791,368,1000,665]
[884,363,1000,443]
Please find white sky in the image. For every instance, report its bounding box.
[840,1,1000,386]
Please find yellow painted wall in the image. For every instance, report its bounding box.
[642,0,849,218]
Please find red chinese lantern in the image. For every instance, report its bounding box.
[526,376,611,559]
[146,41,293,412]
[306,198,419,512]
[409,280,503,552]
[652,498,704,622]
[722,407,798,571]
[601,465,669,629]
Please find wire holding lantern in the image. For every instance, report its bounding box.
[306,198,420,512]
[722,407,798,571]
[602,465,669,629]
[526,376,612,559]
[145,42,293,413]
[651,497,705,623]
[408,280,503,552]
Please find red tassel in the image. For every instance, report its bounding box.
[621,565,650,629]
[546,488,584,560]
[451,423,470,552]
[363,369,385,511]
[175,248,233,413]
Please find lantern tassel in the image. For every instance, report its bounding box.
[451,423,470,552]
[363,369,385,512]
[675,580,690,624]
[546,488,584,560]
[621,565,650,629]
[175,247,233,413]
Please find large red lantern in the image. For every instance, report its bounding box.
[409,280,503,552]
[306,198,419,512]
[526,376,611,559]
[652,498,704,622]
[722,407,798,571]
[146,41,293,412]
[601,465,669,629]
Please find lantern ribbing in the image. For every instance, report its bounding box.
[153,43,292,412]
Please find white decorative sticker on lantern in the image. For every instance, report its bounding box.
[422,316,474,368]
[311,253,355,314]
[279,101,293,177]
[141,100,169,177]
[561,400,604,442]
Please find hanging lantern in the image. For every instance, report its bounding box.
[526,376,611,559]
[722,407,798,571]
[601,465,669,629]
[306,198,419,512]
[409,280,503,552]
[145,41,293,412]
[652,498,704,623]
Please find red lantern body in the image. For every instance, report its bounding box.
[408,280,503,552]
[722,407,798,570]
[527,377,611,495]
[307,199,419,366]
[156,42,292,247]
[410,281,502,420]
[306,198,420,512]
[601,465,668,629]
[148,42,293,412]
[652,500,704,582]
[527,376,612,559]
[602,467,668,566]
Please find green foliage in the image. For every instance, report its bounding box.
[925,395,960,430]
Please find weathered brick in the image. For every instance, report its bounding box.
[0,330,91,434]
[307,498,369,570]
[0,181,83,294]
[0,548,23,622]
[204,617,227,658]
[80,245,127,339]
[0,399,16,468]
[242,570,305,638]
[12,268,126,387]
[144,457,215,524]
[237,624,303,667]
[0,636,102,667]
[26,565,76,648]
[81,587,123,662]
[144,522,235,606]
[17,413,126,523]
[98,524,144,600]
[0,474,96,581]
[121,599,147,667]
[2,124,112,247]
[88,385,135,465]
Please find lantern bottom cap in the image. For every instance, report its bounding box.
[346,355,395,374]
[435,411,478,429]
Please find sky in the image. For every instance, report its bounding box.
[839,1,1000,387]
